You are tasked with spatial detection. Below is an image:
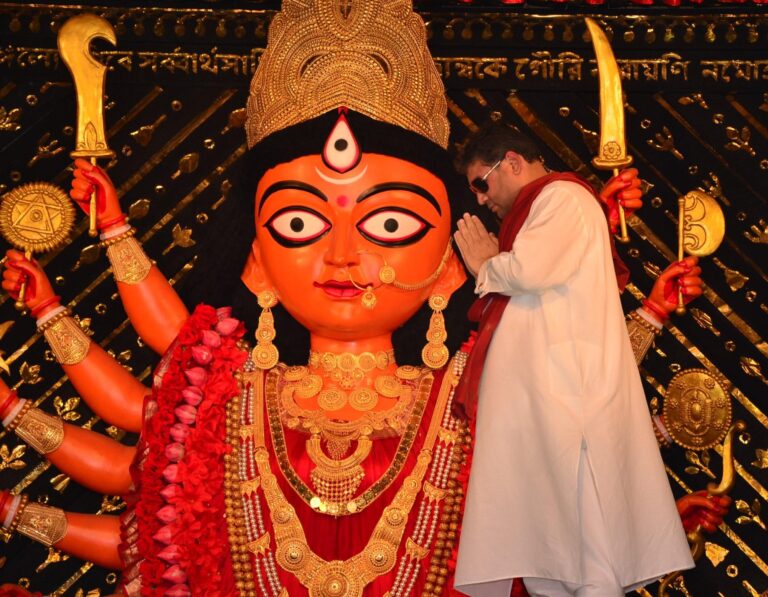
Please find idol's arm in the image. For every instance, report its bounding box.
[70,159,189,354]
[625,256,702,364]
[622,256,702,448]
[1,389,134,494]
[0,491,121,569]
[3,251,147,432]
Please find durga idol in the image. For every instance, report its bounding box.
[0,1,726,596]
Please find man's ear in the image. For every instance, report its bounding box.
[431,248,467,299]
[241,240,277,296]
[505,150,522,175]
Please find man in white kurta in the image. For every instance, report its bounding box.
[451,126,693,596]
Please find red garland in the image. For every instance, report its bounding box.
[132,305,247,596]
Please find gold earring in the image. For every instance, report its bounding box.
[421,294,449,369]
[252,290,279,370]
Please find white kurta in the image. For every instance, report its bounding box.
[454,181,693,594]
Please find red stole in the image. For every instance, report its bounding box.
[453,172,629,422]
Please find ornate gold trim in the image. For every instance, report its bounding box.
[245,0,448,148]
[626,309,660,365]
[43,315,90,365]
[14,407,64,454]
[106,235,152,284]
[17,502,68,547]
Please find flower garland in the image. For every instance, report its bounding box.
[133,304,247,596]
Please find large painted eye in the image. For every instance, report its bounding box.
[266,207,331,246]
[357,208,432,246]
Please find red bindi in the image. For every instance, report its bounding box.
[335,195,349,207]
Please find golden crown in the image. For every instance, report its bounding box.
[245,0,449,149]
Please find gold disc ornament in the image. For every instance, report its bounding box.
[675,189,725,314]
[0,183,75,309]
[663,368,732,450]
[0,183,75,253]
[680,190,726,257]
[379,265,396,284]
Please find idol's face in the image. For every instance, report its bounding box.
[251,152,456,341]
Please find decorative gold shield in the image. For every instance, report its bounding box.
[663,368,732,450]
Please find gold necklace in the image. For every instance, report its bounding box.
[280,362,428,509]
[286,350,399,413]
[309,349,395,388]
[270,365,431,515]
[227,362,456,597]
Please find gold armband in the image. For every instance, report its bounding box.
[43,314,90,365]
[105,235,152,284]
[626,310,661,365]
[16,501,68,547]
[14,407,64,454]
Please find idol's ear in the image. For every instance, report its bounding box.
[241,240,277,297]
[431,246,467,299]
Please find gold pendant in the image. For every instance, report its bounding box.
[361,286,377,309]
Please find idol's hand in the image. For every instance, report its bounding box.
[599,168,642,234]
[70,158,126,232]
[644,256,702,322]
[2,250,60,317]
[676,490,731,534]
[454,213,499,278]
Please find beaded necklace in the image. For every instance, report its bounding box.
[274,365,432,516]
[224,354,468,596]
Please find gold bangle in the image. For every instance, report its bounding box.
[43,315,90,365]
[14,407,64,454]
[37,307,72,334]
[7,494,29,534]
[629,309,662,336]
[5,400,32,433]
[98,226,136,248]
[106,235,152,284]
[626,310,660,365]
[16,501,68,547]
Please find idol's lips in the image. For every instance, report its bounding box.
[314,280,364,298]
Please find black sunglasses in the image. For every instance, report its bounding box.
[469,159,502,194]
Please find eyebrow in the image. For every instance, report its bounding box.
[258,181,328,211]
[355,182,442,215]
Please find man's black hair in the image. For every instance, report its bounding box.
[181,110,480,365]
[455,121,543,174]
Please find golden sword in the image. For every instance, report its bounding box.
[57,14,116,237]
[585,18,633,244]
